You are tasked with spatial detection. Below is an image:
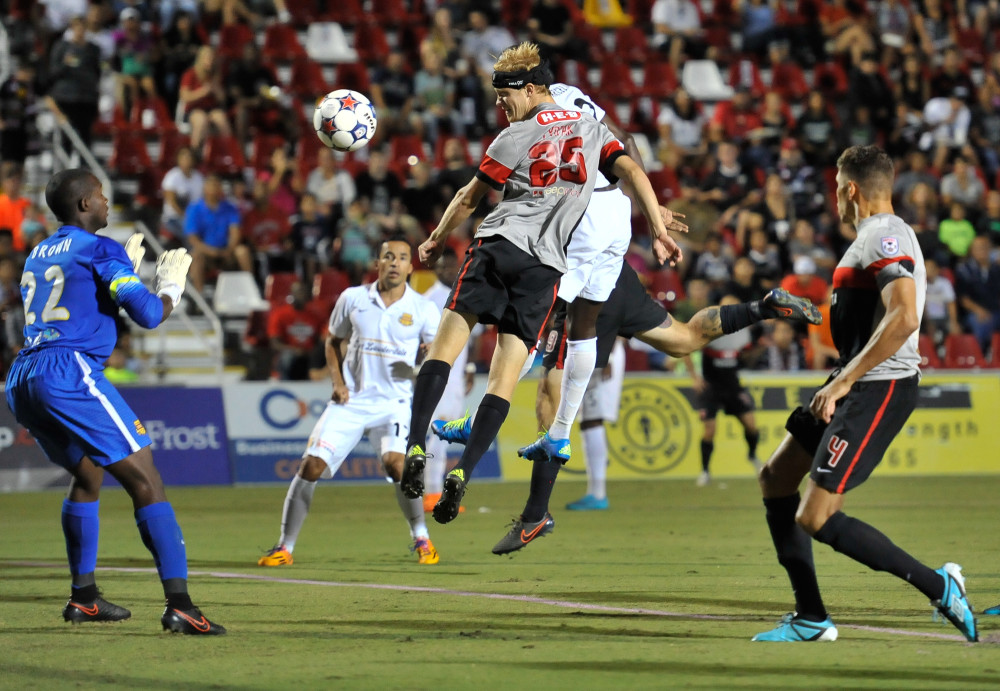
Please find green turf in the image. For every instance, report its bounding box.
[2,476,1000,689]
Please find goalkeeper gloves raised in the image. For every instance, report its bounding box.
[155,249,192,308]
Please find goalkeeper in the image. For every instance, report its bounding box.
[4,169,225,635]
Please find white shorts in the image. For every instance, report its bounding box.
[581,340,626,423]
[304,396,410,479]
[558,187,633,303]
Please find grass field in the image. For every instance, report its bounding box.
[3,475,1000,689]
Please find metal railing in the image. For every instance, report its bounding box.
[46,112,115,207]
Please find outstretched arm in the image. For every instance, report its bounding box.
[420,177,490,266]
[612,155,684,266]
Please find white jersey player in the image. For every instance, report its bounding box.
[258,238,444,567]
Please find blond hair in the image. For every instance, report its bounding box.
[493,42,540,74]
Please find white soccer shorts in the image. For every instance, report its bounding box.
[558,188,633,303]
[303,395,410,478]
[581,340,626,423]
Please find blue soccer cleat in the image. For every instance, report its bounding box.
[431,413,472,445]
[517,431,571,464]
[566,494,609,511]
[752,613,838,642]
[982,604,1000,615]
[932,562,978,642]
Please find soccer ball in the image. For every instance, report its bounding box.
[313,89,378,152]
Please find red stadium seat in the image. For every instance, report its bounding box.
[728,57,766,98]
[335,62,371,94]
[202,135,247,178]
[398,23,428,64]
[289,58,331,102]
[93,104,131,139]
[646,168,681,204]
[264,272,298,305]
[615,26,652,64]
[242,309,271,348]
[109,131,153,176]
[313,269,351,302]
[918,334,942,370]
[501,0,533,27]
[130,96,176,133]
[813,61,849,99]
[251,134,286,172]
[598,60,638,101]
[390,134,428,166]
[474,325,498,368]
[943,334,987,369]
[433,136,472,168]
[648,268,685,307]
[629,97,660,137]
[296,131,325,177]
[158,130,191,168]
[371,0,420,25]
[325,0,365,25]
[627,0,657,25]
[134,165,166,211]
[640,60,679,99]
[262,23,307,62]
[573,22,607,63]
[769,62,810,101]
[623,344,649,371]
[217,23,254,60]
[354,22,391,64]
[555,60,593,91]
[305,297,334,327]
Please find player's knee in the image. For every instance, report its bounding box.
[794,505,826,536]
[298,456,326,482]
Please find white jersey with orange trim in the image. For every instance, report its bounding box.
[475,103,626,273]
[830,213,925,381]
[329,283,440,401]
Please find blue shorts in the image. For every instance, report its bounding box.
[5,348,152,470]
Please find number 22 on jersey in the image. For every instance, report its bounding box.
[22,265,71,325]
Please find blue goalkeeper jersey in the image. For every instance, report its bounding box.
[19,225,164,362]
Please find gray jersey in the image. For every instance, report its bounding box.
[475,103,625,272]
[830,213,925,380]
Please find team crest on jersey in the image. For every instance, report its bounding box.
[881,237,899,256]
[398,313,414,326]
[134,420,146,436]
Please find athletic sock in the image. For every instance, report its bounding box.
[62,499,99,592]
[719,302,764,333]
[581,425,607,500]
[454,394,510,480]
[395,482,429,539]
[548,338,597,440]
[700,440,713,473]
[745,429,760,460]
[135,502,188,587]
[763,494,827,621]
[813,511,945,600]
[407,359,452,451]
[164,579,193,610]
[523,458,561,522]
[425,433,447,495]
[71,583,99,602]
[280,475,317,552]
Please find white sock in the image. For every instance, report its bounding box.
[279,475,317,552]
[395,482,428,539]
[582,425,608,500]
[548,338,597,440]
[425,434,447,495]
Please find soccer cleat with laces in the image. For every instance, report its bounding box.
[931,562,978,642]
[62,595,131,624]
[257,544,293,566]
[762,288,822,325]
[492,513,555,555]
[565,494,609,511]
[432,470,467,524]
[752,613,838,642]
[400,445,428,499]
[162,606,227,635]
[424,492,464,514]
[517,431,571,464]
[411,537,440,564]
[431,413,472,445]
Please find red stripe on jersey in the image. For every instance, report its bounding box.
[600,140,625,167]
[448,239,482,311]
[833,267,877,290]
[836,379,896,493]
[478,156,512,187]
[866,255,914,274]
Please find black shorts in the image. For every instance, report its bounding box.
[447,236,561,346]
[698,383,754,419]
[542,261,667,370]
[785,374,919,494]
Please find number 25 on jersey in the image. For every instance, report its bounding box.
[529,137,587,188]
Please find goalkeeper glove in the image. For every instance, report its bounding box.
[155,248,192,308]
[124,232,145,274]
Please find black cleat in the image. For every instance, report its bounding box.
[762,288,822,325]
[492,513,555,555]
[400,445,427,499]
[161,606,227,635]
[432,471,467,524]
[62,596,131,624]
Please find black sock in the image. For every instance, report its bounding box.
[164,577,194,610]
[813,511,945,600]
[71,583,99,603]
[700,440,713,472]
[454,394,510,480]
[764,494,827,622]
[745,429,760,459]
[407,359,452,450]
[522,459,561,522]
[719,302,764,333]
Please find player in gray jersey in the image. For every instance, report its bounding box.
[753,145,977,643]
[399,42,683,524]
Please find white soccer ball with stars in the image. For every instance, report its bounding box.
[313,89,378,152]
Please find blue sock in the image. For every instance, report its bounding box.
[135,502,188,582]
[62,499,99,585]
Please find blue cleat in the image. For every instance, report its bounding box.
[752,613,838,642]
[431,413,472,445]
[517,431,571,464]
[566,494,609,511]
[982,604,1000,615]
[932,562,978,642]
